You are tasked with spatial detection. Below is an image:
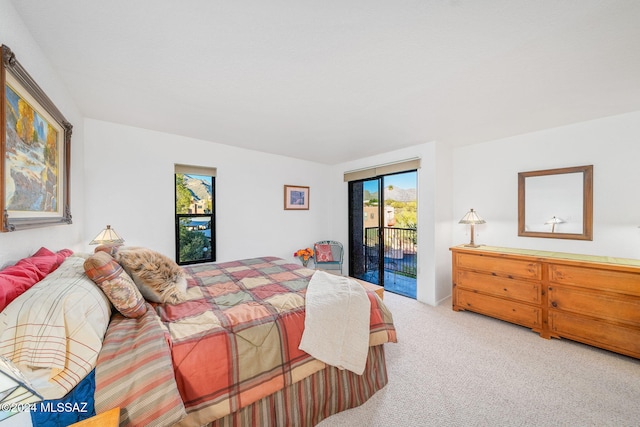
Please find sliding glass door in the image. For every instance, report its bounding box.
[348,171,417,298]
[349,178,382,284]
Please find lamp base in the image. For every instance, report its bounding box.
[463,243,483,248]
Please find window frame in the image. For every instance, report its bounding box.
[174,169,216,266]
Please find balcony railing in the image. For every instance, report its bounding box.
[364,227,417,278]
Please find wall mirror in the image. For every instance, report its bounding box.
[518,165,593,240]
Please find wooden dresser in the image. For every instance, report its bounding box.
[451,245,640,359]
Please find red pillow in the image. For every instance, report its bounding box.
[0,247,72,312]
[32,247,56,257]
[315,244,334,262]
[0,262,42,311]
[31,247,55,256]
[55,248,73,265]
[17,247,58,278]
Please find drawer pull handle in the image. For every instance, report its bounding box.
[551,301,558,308]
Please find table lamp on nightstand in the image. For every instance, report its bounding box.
[459,208,486,247]
[90,225,125,246]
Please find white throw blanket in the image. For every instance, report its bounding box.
[299,271,372,375]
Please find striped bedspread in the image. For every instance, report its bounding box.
[96,257,396,426]
[94,304,186,426]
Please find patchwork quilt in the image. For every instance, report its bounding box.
[96,257,396,427]
[160,257,396,426]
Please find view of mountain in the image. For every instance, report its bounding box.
[385,186,416,202]
[365,186,416,202]
[184,175,212,201]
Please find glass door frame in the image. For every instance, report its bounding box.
[348,169,418,297]
[348,177,385,286]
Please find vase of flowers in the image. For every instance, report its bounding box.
[294,247,314,267]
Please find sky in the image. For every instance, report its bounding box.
[363,171,417,194]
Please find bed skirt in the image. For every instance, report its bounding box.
[208,344,388,427]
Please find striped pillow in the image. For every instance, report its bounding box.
[84,252,147,318]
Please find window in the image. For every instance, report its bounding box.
[174,165,216,265]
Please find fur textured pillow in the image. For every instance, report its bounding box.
[114,247,187,304]
[84,251,147,318]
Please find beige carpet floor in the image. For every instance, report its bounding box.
[318,292,640,427]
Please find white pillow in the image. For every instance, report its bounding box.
[0,256,111,399]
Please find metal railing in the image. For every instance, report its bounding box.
[364,227,417,278]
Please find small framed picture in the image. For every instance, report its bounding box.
[284,185,309,210]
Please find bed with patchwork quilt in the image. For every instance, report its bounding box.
[0,249,396,427]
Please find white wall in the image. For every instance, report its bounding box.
[332,141,454,306]
[83,119,331,263]
[332,110,640,308]
[453,110,640,260]
[3,0,640,302]
[0,0,85,267]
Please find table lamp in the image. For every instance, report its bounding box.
[459,209,486,247]
[89,225,124,245]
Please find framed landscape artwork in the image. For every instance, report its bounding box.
[1,44,72,231]
[284,185,309,210]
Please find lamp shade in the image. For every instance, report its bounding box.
[544,216,564,225]
[89,225,124,245]
[459,209,485,247]
[459,209,486,225]
[545,216,564,233]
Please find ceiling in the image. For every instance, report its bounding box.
[9,0,640,164]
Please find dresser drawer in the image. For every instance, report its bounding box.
[549,310,640,358]
[549,264,640,296]
[456,253,541,280]
[456,289,541,329]
[457,270,540,304]
[548,286,640,327]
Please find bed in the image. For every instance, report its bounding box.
[0,247,396,426]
